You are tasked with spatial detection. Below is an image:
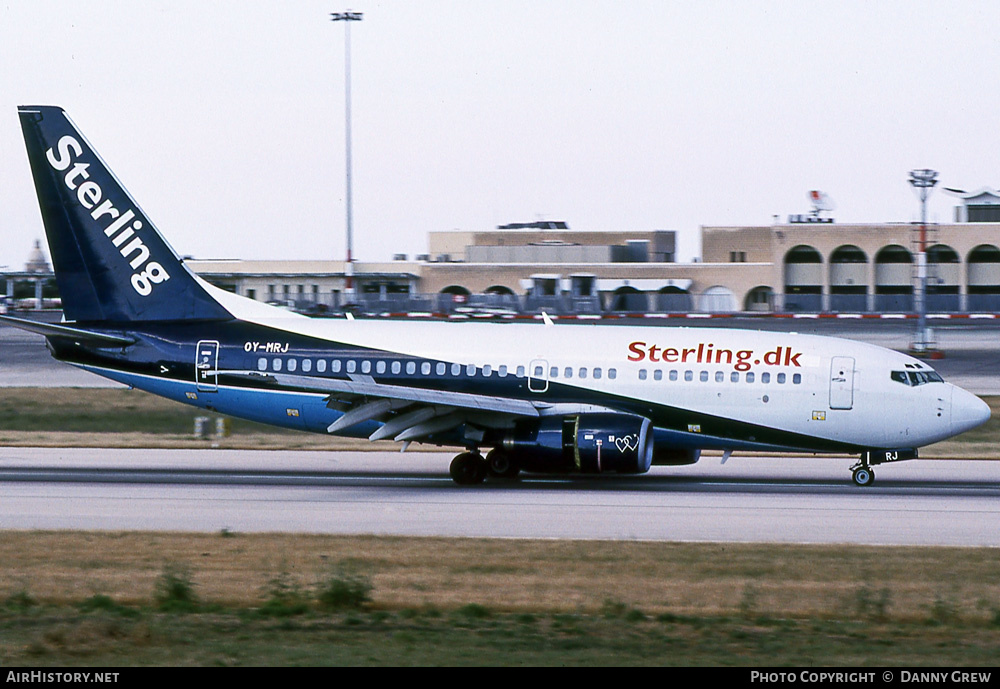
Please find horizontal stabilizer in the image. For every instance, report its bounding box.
[0,315,134,346]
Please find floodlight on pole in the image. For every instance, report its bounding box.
[909,168,938,354]
[330,10,363,299]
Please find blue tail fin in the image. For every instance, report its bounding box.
[18,106,231,323]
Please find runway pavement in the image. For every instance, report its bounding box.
[0,448,997,545]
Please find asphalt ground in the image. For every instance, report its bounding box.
[2,448,997,544]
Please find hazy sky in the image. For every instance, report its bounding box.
[3,1,999,271]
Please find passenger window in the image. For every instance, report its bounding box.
[391,361,401,374]
[730,371,739,383]
[653,369,662,381]
[684,370,693,382]
[483,365,493,377]
[746,372,755,383]
[608,368,617,380]
[550,367,559,378]
[287,358,297,372]
[421,362,432,375]
[777,373,786,384]
[467,364,477,376]
[452,363,462,376]
[346,360,356,373]
[406,361,416,375]
[594,368,602,380]
[579,368,588,379]
[498,365,508,377]
[317,360,327,373]
[564,367,572,379]
[272,358,282,372]
[332,360,342,373]
[257,357,267,371]
[792,373,801,384]
[639,369,648,380]
[700,371,709,382]
[761,372,770,384]
[436,362,446,376]
[361,360,371,374]
[715,371,724,383]
[376,361,386,374]
[669,370,678,382]
[302,359,312,373]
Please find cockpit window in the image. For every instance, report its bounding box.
[891,369,944,386]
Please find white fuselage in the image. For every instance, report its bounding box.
[236,310,986,451]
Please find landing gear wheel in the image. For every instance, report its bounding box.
[852,467,875,487]
[486,449,520,479]
[450,452,488,485]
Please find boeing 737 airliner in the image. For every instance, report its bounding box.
[5,106,991,486]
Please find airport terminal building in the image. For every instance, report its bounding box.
[10,191,1000,315]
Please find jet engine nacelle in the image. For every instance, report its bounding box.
[652,447,701,466]
[500,413,654,474]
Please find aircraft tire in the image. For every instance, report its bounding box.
[450,452,488,485]
[852,467,874,487]
[486,449,520,479]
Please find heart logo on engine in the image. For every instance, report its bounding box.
[615,435,638,453]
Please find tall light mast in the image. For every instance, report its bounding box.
[909,168,938,354]
[330,10,363,300]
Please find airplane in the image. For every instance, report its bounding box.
[3,105,991,487]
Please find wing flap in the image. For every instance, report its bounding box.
[225,371,542,418]
[217,369,540,442]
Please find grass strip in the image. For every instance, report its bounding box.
[1,532,999,666]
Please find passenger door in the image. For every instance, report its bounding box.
[829,356,855,410]
[195,340,220,392]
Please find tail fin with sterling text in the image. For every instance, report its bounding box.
[18,105,231,324]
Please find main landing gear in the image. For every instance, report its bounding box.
[449,451,487,485]
[449,449,521,485]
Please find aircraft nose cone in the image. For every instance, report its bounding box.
[951,386,991,435]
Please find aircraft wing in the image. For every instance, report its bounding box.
[219,369,542,443]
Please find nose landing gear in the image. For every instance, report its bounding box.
[849,448,918,487]
[850,464,874,487]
